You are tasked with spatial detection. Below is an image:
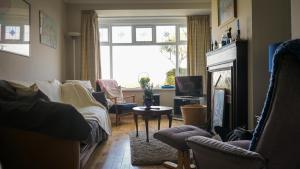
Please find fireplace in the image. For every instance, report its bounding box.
[206,41,248,132]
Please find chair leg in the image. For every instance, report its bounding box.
[183,151,192,169]
[163,151,186,169]
[116,114,119,126]
[162,150,194,169]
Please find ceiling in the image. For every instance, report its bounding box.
[64,0,211,17]
[96,9,210,17]
[64,0,211,4]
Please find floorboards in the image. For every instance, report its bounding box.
[85,114,183,169]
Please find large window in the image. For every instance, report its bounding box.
[99,17,187,88]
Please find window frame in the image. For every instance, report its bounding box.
[99,17,187,84]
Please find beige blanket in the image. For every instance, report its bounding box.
[61,83,112,135]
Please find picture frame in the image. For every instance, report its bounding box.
[218,0,237,27]
[39,10,57,49]
[213,88,226,127]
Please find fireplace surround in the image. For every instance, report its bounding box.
[206,41,248,132]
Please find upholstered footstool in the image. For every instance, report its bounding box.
[154,125,212,169]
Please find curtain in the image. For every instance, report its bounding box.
[187,15,211,93]
[80,10,101,84]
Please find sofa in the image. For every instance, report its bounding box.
[0,80,111,169]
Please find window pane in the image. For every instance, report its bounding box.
[24,25,30,42]
[180,27,187,41]
[156,26,176,43]
[5,26,20,40]
[100,46,110,79]
[0,44,29,56]
[112,26,132,43]
[178,45,187,76]
[136,27,152,42]
[113,45,175,88]
[99,28,108,42]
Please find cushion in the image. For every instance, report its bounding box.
[0,80,17,100]
[35,80,62,102]
[109,103,137,114]
[154,125,212,150]
[7,80,37,96]
[92,92,108,109]
[66,80,95,93]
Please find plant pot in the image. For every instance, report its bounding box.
[144,98,153,109]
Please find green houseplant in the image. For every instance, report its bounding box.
[139,77,153,108]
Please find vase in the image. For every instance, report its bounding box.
[144,98,153,109]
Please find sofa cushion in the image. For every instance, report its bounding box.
[109,103,137,114]
[66,80,95,93]
[154,125,212,151]
[36,80,61,102]
[0,80,17,100]
[7,80,37,96]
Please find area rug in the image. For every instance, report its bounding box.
[129,131,177,166]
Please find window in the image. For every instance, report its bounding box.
[156,26,176,43]
[112,26,132,43]
[99,18,187,88]
[24,25,30,42]
[136,27,152,42]
[5,26,21,40]
[180,27,187,41]
[99,28,108,42]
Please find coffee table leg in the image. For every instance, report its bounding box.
[134,114,138,137]
[145,117,149,142]
[158,115,161,130]
[167,113,173,128]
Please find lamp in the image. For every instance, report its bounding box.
[68,32,81,79]
[268,42,282,72]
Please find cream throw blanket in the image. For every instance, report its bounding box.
[61,83,112,135]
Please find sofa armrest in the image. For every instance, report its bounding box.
[0,127,80,169]
[186,136,266,169]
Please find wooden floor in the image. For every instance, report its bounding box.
[85,114,183,169]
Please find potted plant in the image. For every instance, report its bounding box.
[139,77,153,109]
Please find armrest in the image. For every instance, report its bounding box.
[186,136,266,169]
[123,95,135,103]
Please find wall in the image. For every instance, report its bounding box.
[251,0,291,128]
[123,89,175,107]
[211,0,291,129]
[0,0,66,81]
[291,0,300,38]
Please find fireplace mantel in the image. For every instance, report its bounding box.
[206,41,248,131]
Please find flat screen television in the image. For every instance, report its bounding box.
[175,76,203,97]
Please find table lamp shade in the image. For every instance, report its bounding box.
[268,42,282,72]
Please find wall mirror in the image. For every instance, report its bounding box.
[0,0,30,57]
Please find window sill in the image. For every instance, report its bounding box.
[122,88,175,92]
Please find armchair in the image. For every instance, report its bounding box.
[186,39,300,169]
[96,79,137,125]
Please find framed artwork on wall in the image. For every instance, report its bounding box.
[39,10,57,49]
[218,0,236,27]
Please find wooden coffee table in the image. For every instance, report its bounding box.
[132,106,173,142]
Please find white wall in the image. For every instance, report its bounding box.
[0,0,66,81]
[291,0,300,38]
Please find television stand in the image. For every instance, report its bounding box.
[173,96,206,119]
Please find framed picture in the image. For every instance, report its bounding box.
[213,88,226,127]
[39,10,57,49]
[218,0,236,27]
